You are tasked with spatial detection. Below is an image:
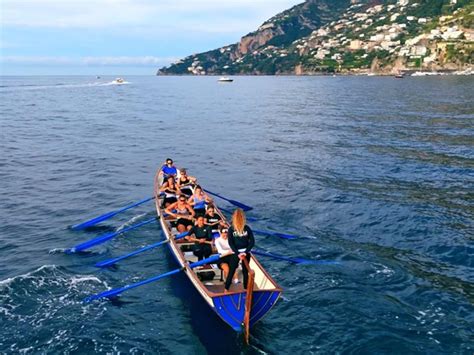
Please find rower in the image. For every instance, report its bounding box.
[159,158,178,180]
[188,185,212,217]
[186,216,213,261]
[205,204,225,233]
[177,168,196,196]
[165,194,195,233]
[159,176,178,208]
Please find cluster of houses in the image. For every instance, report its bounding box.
[285,0,471,71]
[165,0,471,75]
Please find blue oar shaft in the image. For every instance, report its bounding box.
[253,249,339,265]
[71,196,155,230]
[95,231,189,268]
[66,217,157,253]
[85,254,220,302]
[204,189,253,211]
[253,229,298,240]
[219,207,258,222]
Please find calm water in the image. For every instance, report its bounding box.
[0,75,473,354]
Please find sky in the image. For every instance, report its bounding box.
[0,0,303,75]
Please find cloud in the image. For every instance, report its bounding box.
[1,56,177,66]
[1,0,303,31]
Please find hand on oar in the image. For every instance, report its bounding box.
[95,231,189,268]
[204,189,253,211]
[65,217,157,254]
[252,249,340,265]
[71,196,156,230]
[85,254,221,302]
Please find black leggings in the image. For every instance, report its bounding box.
[225,253,251,290]
[193,243,212,261]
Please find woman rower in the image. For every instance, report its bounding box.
[225,209,255,292]
[159,176,179,208]
[205,204,226,233]
[215,226,239,285]
[186,215,213,261]
[159,158,178,180]
[177,168,196,197]
[188,185,212,217]
[165,194,195,233]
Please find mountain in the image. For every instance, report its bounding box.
[158,0,473,75]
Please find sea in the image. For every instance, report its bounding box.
[0,75,473,354]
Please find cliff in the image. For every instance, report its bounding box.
[158,0,473,75]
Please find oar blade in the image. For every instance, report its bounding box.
[65,230,118,254]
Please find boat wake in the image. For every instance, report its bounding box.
[1,80,130,92]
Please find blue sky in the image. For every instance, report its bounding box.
[0,0,302,75]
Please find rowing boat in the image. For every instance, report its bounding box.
[153,169,282,339]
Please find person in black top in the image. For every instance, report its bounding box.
[186,216,213,261]
[204,204,225,232]
[225,209,255,291]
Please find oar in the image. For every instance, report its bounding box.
[253,249,340,265]
[71,196,156,230]
[95,231,189,268]
[84,254,221,302]
[219,207,258,222]
[253,229,298,240]
[204,189,253,211]
[65,217,157,254]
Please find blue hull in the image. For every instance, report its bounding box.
[212,290,281,332]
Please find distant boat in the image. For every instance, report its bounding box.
[411,71,441,77]
[218,77,233,82]
[113,78,125,84]
[395,72,404,79]
[96,76,101,79]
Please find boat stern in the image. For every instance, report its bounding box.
[212,290,281,331]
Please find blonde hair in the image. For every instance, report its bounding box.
[232,209,246,235]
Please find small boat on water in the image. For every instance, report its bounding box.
[113,77,125,84]
[153,169,281,340]
[218,77,233,82]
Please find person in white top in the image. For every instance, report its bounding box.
[215,227,239,285]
